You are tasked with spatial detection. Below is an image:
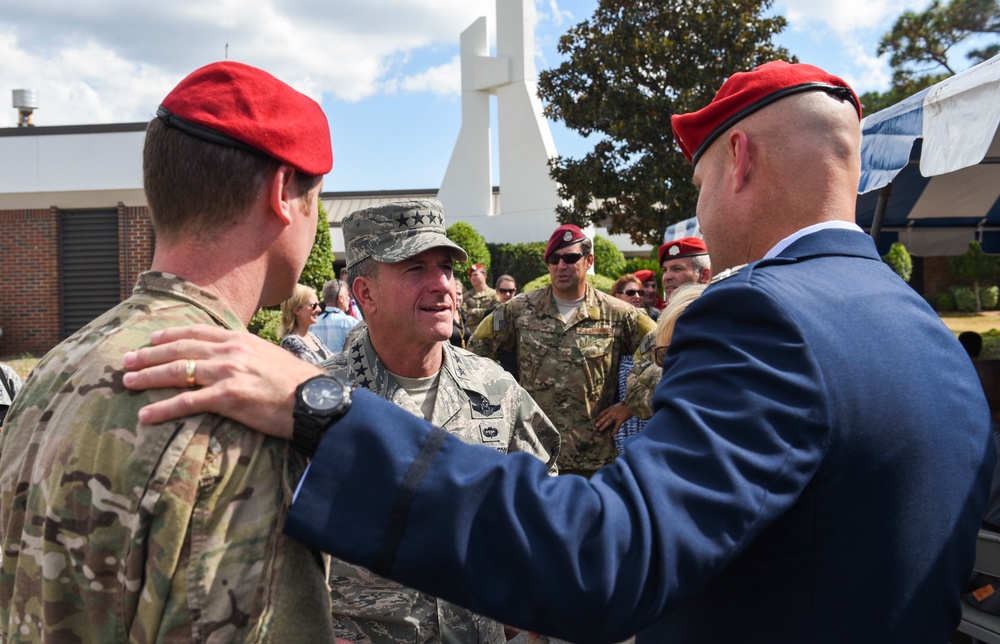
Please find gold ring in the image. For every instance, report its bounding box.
[185,360,197,388]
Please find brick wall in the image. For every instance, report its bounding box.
[0,209,62,356]
[2,205,155,358]
[119,205,154,299]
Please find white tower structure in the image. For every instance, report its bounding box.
[437,0,565,243]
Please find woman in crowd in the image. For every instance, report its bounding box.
[279,284,334,365]
[450,281,471,349]
[605,273,650,453]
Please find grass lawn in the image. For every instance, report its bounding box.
[939,311,1000,336]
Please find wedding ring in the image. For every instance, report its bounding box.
[185,360,197,388]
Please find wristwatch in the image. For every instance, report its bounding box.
[291,374,351,457]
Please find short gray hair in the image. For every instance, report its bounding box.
[321,279,341,304]
[345,257,380,315]
[692,254,711,274]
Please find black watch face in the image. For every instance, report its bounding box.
[302,378,344,411]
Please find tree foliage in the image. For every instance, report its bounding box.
[593,235,627,278]
[882,242,913,283]
[864,0,1000,114]
[537,0,794,245]
[486,241,548,290]
[446,222,491,288]
[948,240,1000,311]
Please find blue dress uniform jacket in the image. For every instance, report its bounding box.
[286,228,994,643]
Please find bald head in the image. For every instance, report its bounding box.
[693,91,861,271]
[745,91,861,212]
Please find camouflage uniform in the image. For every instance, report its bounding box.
[0,272,335,642]
[624,333,660,421]
[462,287,499,334]
[322,326,559,643]
[469,285,657,472]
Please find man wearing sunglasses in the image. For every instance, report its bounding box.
[468,225,656,477]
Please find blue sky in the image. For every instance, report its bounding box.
[1,0,984,193]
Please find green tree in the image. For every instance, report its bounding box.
[947,240,1000,311]
[446,222,490,288]
[882,242,913,283]
[592,235,626,278]
[537,0,794,245]
[864,0,1000,114]
[487,241,548,290]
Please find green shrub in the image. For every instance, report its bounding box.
[522,272,616,294]
[622,257,660,283]
[487,241,548,290]
[983,330,1000,360]
[881,242,912,283]
[592,235,626,278]
[299,201,336,294]
[951,286,978,313]
[983,285,999,310]
[248,308,282,344]
[934,291,956,312]
[447,222,490,288]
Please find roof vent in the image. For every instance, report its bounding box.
[12,89,38,127]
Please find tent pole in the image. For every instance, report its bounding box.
[870,184,892,243]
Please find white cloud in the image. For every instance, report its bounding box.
[385,56,462,96]
[0,0,495,126]
[777,0,925,36]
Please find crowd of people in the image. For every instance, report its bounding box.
[0,57,996,644]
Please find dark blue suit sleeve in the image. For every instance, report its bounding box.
[285,282,831,642]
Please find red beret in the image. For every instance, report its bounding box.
[671,61,861,166]
[469,264,486,275]
[158,61,332,176]
[659,237,708,265]
[633,269,656,284]
[544,224,587,260]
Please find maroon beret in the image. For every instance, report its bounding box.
[544,224,587,260]
[633,269,656,284]
[659,237,708,265]
[671,61,861,166]
[158,61,333,176]
[469,264,486,276]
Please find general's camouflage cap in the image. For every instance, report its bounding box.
[342,199,468,269]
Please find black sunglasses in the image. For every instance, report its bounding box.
[546,252,585,266]
[622,289,642,297]
[308,303,321,311]
[498,288,517,295]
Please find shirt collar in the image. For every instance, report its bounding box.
[763,220,864,260]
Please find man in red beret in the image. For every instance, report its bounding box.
[121,61,991,642]
[632,268,665,320]
[658,236,711,302]
[0,61,336,641]
[468,224,656,476]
